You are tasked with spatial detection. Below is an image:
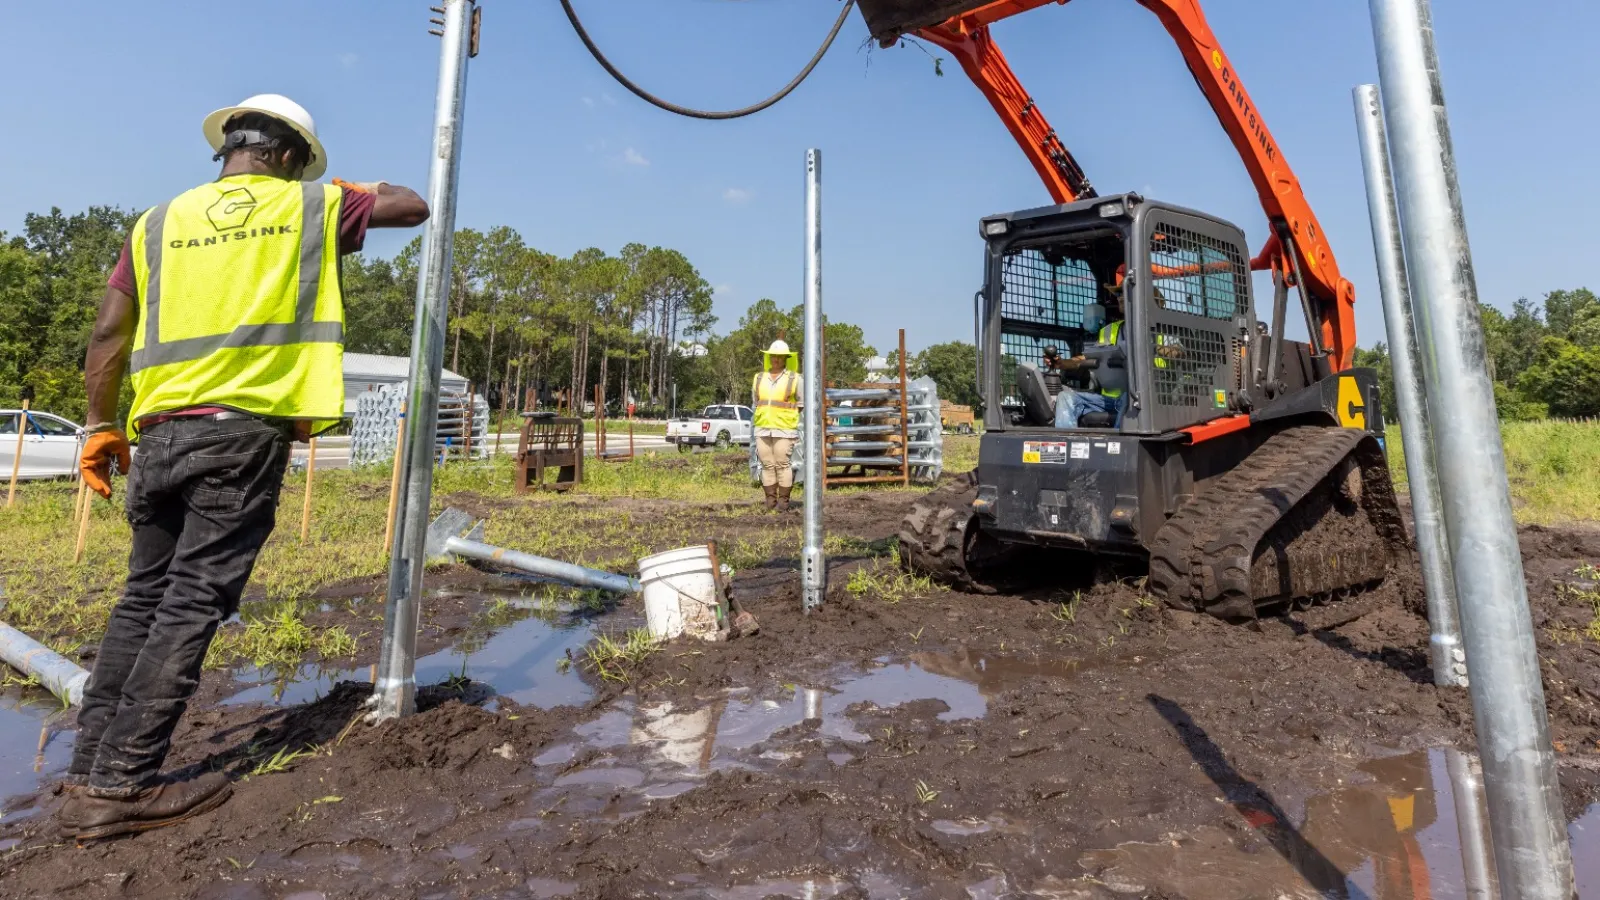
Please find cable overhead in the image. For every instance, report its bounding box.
[558,0,856,120]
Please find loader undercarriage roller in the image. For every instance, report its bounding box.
[899,426,1408,622]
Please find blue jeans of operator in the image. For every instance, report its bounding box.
[70,415,291,795]
[1053,390,1123,428]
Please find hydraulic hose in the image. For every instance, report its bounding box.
[558,0,857,120]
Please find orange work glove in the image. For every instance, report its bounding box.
[332,178,387,194]
[80,429,131,499]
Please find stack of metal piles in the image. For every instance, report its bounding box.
[905,375,943,482]
[349,384,490,466]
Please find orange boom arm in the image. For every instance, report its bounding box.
[873,0,1356,369]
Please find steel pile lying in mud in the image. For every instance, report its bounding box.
[423,507,641,595]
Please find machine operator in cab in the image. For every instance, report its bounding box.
[1045,277,1184,428]
[1046,282,1128,428]
[62,94,429,842]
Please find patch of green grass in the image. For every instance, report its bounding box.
[1051,591,1082,625]
[582,628,660,683]
[943,434,980,475]
[206,604,357,669]
[1556,563,1600,643]
[1385,419,1600,524]
[247,745,318,777]
[844,545,943,604]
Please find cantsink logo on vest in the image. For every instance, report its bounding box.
[168,187,293,250]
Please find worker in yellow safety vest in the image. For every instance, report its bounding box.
[752,339,803,511]
[1048,278,1182,427]
[63,94,429,841]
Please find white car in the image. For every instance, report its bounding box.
[0,410,85,480]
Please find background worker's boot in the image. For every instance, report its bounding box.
[763,485,778,511]
[69,772,233,842]
[777,485,793,512]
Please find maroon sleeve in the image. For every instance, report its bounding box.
[107,236,137,299]
[338,186,377,255]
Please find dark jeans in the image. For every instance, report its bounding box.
[71,416,290,795]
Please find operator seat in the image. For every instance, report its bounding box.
[1015,364,1057,426]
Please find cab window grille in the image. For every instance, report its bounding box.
[999,250,1098,329]
[1000,333,1052,401]
[1148,224,1247,322]
[1150,323,1229,408]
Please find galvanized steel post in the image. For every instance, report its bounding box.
[801,149,826,612]
[1446,749,1499,900]
[1368,0,1574,893]
[1351,84,1466,689]
[372,0,475,721]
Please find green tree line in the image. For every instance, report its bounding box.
[1355,288,1600,423]
[1,204,914,421]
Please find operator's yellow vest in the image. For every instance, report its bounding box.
[1095,319,1168,400]
[1098,321,1125,399]
[128,175,346,435]
[752,370,800,431]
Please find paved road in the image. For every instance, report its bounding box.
[289,433,678,470]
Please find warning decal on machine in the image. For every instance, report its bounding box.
[1022,441,1073,464]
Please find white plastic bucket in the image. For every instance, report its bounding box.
[638,545,722,641]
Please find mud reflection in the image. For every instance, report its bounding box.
[225,592,597,709]
[1085,731,1600,900]
[0,686,74,820]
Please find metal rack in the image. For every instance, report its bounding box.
[351,383,488,466]
[823,329,911,487]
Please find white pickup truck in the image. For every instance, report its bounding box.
[666,404,753,452]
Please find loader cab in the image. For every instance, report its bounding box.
[978,193,1257,436]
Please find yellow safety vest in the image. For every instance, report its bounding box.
[752,370,800,431]
[128,175,346,435]
[1098,321,1125,399]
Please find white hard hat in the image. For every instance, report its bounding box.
[764,340,792,356]
[203,94,327,181]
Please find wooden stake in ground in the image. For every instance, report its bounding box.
[299,437,318,544]
[493,392,506,458]
[74,483,93,564]
[383,404,407,554]
[6,399,30,508]
[71,475,87,526]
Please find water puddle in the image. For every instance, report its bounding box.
[226,593,597,709]
[0,686,74,821]
[1080,747,1600,899]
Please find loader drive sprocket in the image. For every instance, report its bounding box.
[1146,426,1407,622]
[898,472,1010,594]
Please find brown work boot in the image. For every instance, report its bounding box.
[763,484,777,511]
[68,772,233,843]
[777,486,793,513]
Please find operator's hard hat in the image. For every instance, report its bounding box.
[203,94,327,181]
[764,340,792,356]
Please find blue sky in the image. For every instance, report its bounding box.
[2,0,1595,356]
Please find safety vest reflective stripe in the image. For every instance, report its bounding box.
[130,183,340,373]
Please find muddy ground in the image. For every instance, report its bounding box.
[2,479,1598,899]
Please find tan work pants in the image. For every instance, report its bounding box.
[756,435,796,488]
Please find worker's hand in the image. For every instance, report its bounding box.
[332,178,387,195]
[80,429,131,499]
